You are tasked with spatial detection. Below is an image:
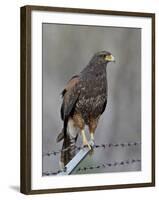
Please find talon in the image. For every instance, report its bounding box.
[83,137,92,150]
[89,133,95,147]
[89,139,95,147]
[83,142,92,150]
[81,129,92,150]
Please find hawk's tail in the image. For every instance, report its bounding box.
[56,117,68,142]
[56,128,64,143]
[56,129,77,168]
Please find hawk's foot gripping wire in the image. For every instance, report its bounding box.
[81,130,91,150]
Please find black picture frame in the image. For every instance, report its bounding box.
[20,5,155,194]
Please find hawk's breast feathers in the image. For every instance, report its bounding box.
[60,51,115,136]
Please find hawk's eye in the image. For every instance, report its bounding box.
[103,55,106,59]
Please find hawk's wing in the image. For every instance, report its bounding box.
[101,99,107,115]
[60,75,80,136]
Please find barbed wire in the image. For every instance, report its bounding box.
[77,159,141,172]
[42,141,141,157]
[42,158,141,176]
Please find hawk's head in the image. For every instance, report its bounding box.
[91,51,115,65]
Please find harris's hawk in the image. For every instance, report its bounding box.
[57,51,115,166]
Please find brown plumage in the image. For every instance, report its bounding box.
[57,51,115,167]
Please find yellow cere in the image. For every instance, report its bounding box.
[105,54,115,61]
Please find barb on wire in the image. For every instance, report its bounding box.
[42,158,141,176]
[42,141,141,157]
[77,159,141,172]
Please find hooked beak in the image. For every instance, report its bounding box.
[105,54,115,62]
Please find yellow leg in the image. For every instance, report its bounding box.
[90,133,95,146]
[81,129,91,150]
[90,133,94,141]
